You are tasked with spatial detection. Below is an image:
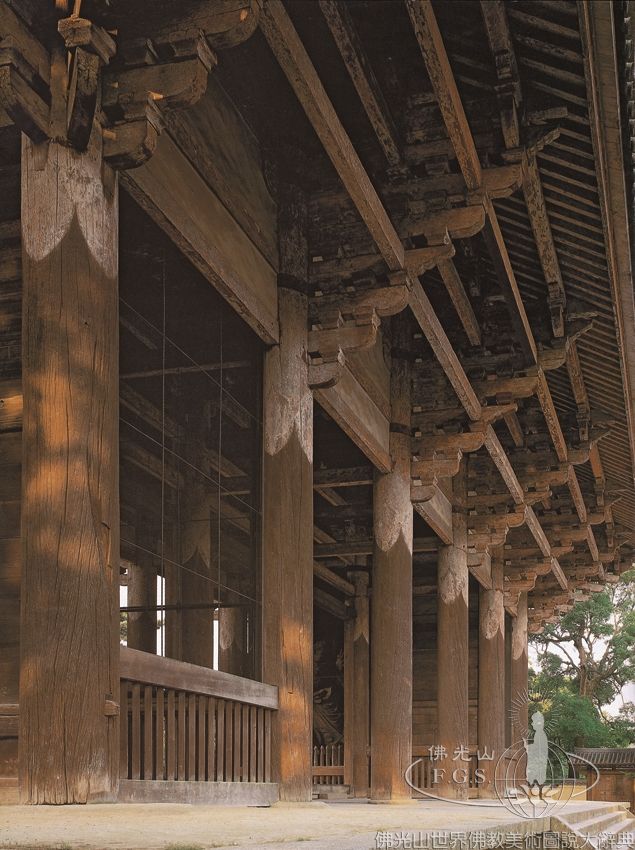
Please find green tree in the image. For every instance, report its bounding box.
[531,572,635,711]
[529,572,635,748]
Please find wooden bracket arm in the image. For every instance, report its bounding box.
[412,430,486,455]
[312,284,410,319]
[307,309,379,389]
[410,202,486,242]
[411,448,462,486]
[58,17,116,150]
[403,240,455,276]
[0,3,51,142]
[102,38,216,169]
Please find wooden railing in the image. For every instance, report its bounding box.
[120,647,277,783]
[312,742,345,785]
[410,749,480,797]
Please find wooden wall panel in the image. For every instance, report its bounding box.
[165,76,278,269]
[123,135,279,346]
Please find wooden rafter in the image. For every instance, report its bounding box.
[406,0,600,586]
[261,0,567,587]
[479,0,613,569]
[318,0,401,168]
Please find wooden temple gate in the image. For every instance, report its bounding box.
[0,0,634,808]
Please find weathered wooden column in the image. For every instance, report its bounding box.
[262,182,313,802]
[344,571,370,797]
[127,548,157,654]
[20,133,120,803]
[180,498,214,668]
[477,551,505,797]
[511,592,529,749]
[436,465,469,800]
[370,316,413,801]
[219,606,249,678]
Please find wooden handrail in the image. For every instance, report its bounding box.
[120,647,278,710]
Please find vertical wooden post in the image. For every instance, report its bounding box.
[180,426,214,668]
[127,554,157,655]
[511,592,528,752]
[219,606,249,678]
[20,135,120,803]
[262,182,313,802]
[370,316,413,801]
[436,465,469,800]
[345,570,370,797]
[477,551,505,797]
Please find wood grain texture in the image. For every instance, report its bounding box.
[120,648,278,709]
[370,315,413,801]
[437,466,469,800]
[164,74,278,268]
[405,0,482,191]
[20,136,120,803]
[510,592,528,778]
[262,288,313,802]
[314,365,391,474]
[123,134,278,345]
[259,0,404,272]
[477,553,505,796]
[347,571,370,797]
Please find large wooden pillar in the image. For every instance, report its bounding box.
[436,466,469,800]
[19,136,120,803]
[478,551,505,797]
[262,181,313,802]
[127,553,157,655]
[180,497,214,668]
[344,570,370,797]
[511,592,529,747]
[370,316,413,801]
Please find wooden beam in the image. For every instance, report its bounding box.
[480,0,566,338]
[313,466,374,489]
[408,277,481,420]
[523,157,566,337]
[480,0,606,559]
[412,1,603,579]
[480,0,521,148]
[525,507,567,590]
[405,0,482,190]
[579,0,635,511]
[480,425,525,504]
[413,484,453,544]
[482,198,538,363]
[259,0,404,271]
[120,647,278,709]
[314,365,391,473]
[437,258,481,346]
[318,0,401,167]
[314,586,347,620]
[313,561,355,597]
[122,134,278,345]
[259,0,570,596]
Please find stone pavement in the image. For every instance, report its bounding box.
[0,799,621,850]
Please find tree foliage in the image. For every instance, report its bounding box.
[529,572,635,748]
